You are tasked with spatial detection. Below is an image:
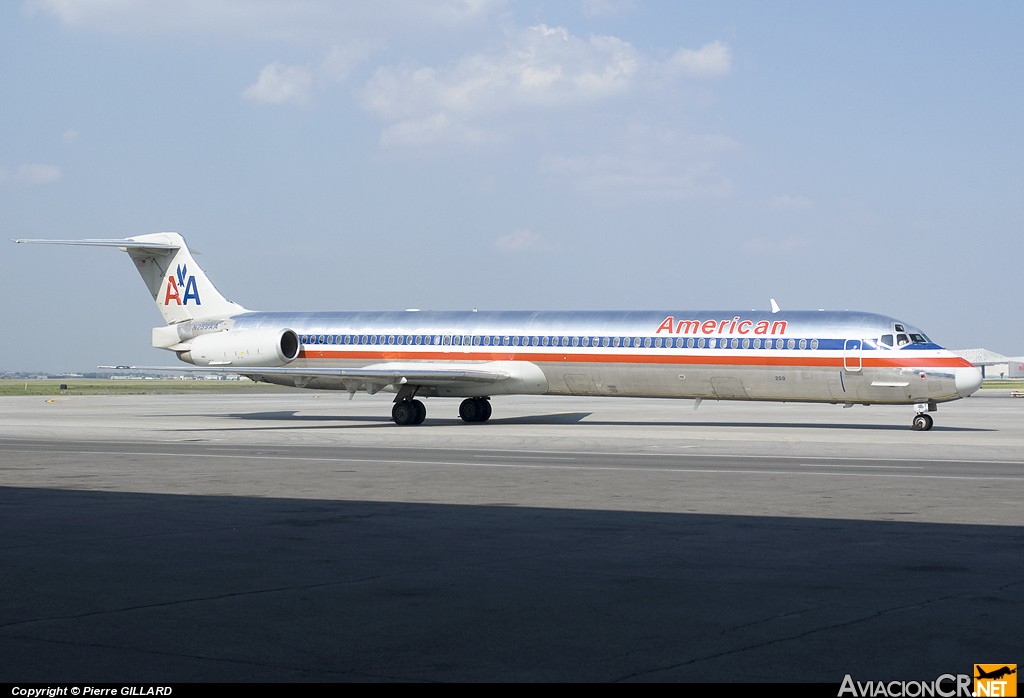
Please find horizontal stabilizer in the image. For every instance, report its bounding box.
[14,238,179,251]
[17,232,246,325]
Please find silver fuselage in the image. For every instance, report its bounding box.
[197,309,980,405]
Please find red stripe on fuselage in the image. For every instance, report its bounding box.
[296,349,972,369]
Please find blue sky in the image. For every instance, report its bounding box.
[3,1,1022,371]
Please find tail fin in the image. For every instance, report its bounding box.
[14,232,247,324]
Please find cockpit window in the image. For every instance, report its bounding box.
[880,330,932,349]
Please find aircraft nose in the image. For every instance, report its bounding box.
[955,366,983,397]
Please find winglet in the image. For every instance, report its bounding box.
[770,298,781,314]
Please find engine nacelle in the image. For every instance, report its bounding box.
[180,328,300,367]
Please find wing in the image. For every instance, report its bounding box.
[108,362,510,396]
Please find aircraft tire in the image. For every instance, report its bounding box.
[911,413,933,431]
[459,397,491,423]
[412,399,427,425]
[392,400,417,426]
[459,398,480,422]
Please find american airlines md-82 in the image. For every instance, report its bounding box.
[16,233,982,430]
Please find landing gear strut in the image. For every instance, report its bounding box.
[459,397,492,423]
[392,399,426,426]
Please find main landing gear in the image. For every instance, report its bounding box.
[459,397,492,423]
[390,395,493,425]
[392,399,426,426]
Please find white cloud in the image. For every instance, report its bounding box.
[493,228,552,253]
[379,114,496,148]
[770,195,813,210]
[664,41,732,78]
[540,126,739,202]
[359,24,731,146]
[26,0,502,40]
[542,154,733,202]
[362,25,641,120]
[29,1,505,103]
[0,164,63,185]
[242,62,313,105]
[740,234,811,256]
[321,43,374,83]
[581,0,636,18]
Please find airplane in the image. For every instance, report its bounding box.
[15,232,983,430]
[976,666,1016,681]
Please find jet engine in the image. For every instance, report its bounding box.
[180,328,300,367]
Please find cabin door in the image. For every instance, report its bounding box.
[843,339,863,372]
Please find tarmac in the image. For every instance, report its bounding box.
[1,390,1021,682]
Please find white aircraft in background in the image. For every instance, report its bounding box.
[15,233,982,430]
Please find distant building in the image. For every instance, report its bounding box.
[952,349,1024,379]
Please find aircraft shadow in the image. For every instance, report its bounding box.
[163,410,992,432]
[2,486,1019,683]
[162,410,595,431]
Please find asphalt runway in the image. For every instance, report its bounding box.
[1,390,1021,682]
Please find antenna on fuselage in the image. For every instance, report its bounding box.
[770,298,781,313]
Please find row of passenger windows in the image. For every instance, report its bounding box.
[298,334,823,350]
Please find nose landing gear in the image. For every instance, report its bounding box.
[911,400,937,431]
